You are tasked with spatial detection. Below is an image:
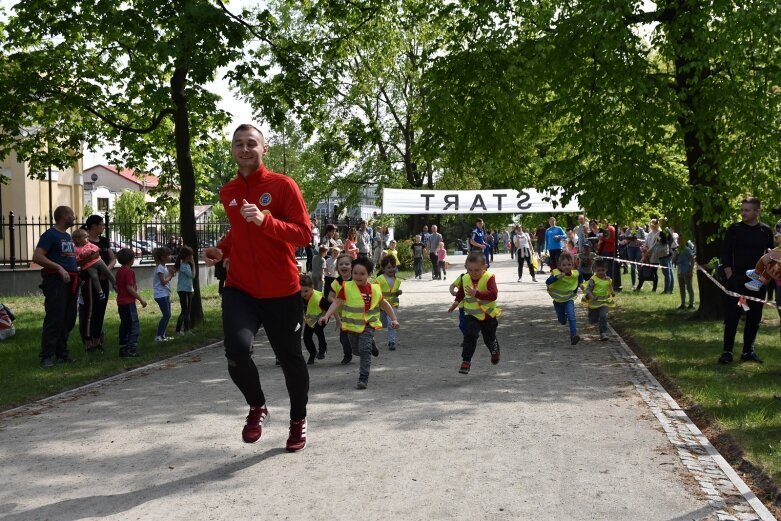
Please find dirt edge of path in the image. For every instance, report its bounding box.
[613,323,781,519]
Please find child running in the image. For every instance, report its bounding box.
[320,257,399,389]
[152,246,175,342]
[376,256,402,350]
[175,245,195,335]
[584,257,615,341]
[115,248,146,357]
[447,252,501,374]
[326,252,358,364]
[546,252,581,345]
[300,274,329,363]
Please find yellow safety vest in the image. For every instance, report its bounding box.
[340,281,383,333]
[548,269,580,302]
[586,276,616,309]
[461,272,502,320]
[332,277,347,317]
[304,290,325,328]
[376,275,402,308]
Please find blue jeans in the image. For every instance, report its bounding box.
[553,300,577,336]
[660,256,674,293]
[118,303,140,349]
[155,296,171,338]
[380,309,398,345]
[626,247,642,286]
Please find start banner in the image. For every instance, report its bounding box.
[381,188,581,215]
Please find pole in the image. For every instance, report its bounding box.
[47,165,53,222]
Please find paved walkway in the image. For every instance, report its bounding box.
[0,255,774,520]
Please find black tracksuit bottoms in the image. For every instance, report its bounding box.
[222,287,309,421]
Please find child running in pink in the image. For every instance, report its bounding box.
[436,242,448,279]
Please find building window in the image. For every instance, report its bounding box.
[84,182,94,191]
[97,198,109,212]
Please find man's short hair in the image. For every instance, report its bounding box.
[232,124,264,139]
[741,196,761,209]
[53,206,72,222]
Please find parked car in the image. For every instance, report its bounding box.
[129,240,161,255]
[455,238,469,255]
[110,241,143,257]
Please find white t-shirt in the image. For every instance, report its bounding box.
[153,263,171,299]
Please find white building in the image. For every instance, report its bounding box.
[83,165,160,213]
[313,184,380,223]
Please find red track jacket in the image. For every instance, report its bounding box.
[218,164,312,299]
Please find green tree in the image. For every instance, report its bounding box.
[0,0,256,324]
[423,1,781,319]
[238,0,447,232]
[112,191,147,243]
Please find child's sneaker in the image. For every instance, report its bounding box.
[459,361,471,374]
[154,336,166,343]
[490,342,500,365]
[242,404,269,444]
[744,279,763,292]
[286,418,307,452]
[356,379,368,390]
[600,333,609,341]
[316,346,327,360]
[97,292,106,301]
[388,342,396,351]
[371,341,379,357]
[570,334,581,345]
[340,355,352,365]
[119,347,139,358]
[745,269,761,281]
[307,354,316,365]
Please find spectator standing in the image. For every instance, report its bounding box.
[486,229,495,263]
[508,227,516,260]
[534,223,546,274]
[32,205,79,368]
[305,217,320,272]
[411,234,425,279]
[78,214,116,353]
[718,197,774,365]
[428,225,444,279]
[514,225,536,282]
[321,224,338,250]
[596,220,620,292]
[203,123,311,452]
[343,227,359,259]
[623,228,644,288]
[545,217,566,271]
[420,225,431,250]
[469,218,489,268]
[373,226,388,270]
[115,248,146,358]
[575,214,588,252]
[356,220,372,261]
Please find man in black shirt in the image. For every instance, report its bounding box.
[718,197,775,364]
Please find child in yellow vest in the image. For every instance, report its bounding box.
[320,257,399,389]
[545,252,581,345]
[300,274,329,364]
[376,256,403,350]
[447,252,501,374]
[584,258,616,341]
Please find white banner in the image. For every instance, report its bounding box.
[381,188,581,215]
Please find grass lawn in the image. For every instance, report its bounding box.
[0,284,225,410]
[611,271,781,488]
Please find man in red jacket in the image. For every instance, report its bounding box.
[204,124,311,453]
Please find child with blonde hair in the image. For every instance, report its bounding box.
[376,256,402,350]
[546,252,581,345]
[447,252,501,374]
[436,242,448,279]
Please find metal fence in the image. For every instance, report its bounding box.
[0,212,230,269]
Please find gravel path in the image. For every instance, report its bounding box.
[0,254,772,520]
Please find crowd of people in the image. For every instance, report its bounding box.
[31,122,781,455]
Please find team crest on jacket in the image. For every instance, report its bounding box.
[259,193,272,206]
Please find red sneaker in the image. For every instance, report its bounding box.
[459,361,471,374]
[242,405,268,444]
[490,349,500,365]
[286,418,307,452]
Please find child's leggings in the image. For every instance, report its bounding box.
[155,296,171,338]
[677,273,694,305]
[176,291,193,332]
[303,324,326,357]
[588,307,609,334]
[553,300,577,336]
[380,309,398,345]
[461,315,498,362]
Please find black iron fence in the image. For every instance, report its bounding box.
[0,212,229,269]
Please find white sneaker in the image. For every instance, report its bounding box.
[745,269,761,281]
[154,336,165,342]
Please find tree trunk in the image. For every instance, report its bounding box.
[669,2,724,321]
[170,66,204,325]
